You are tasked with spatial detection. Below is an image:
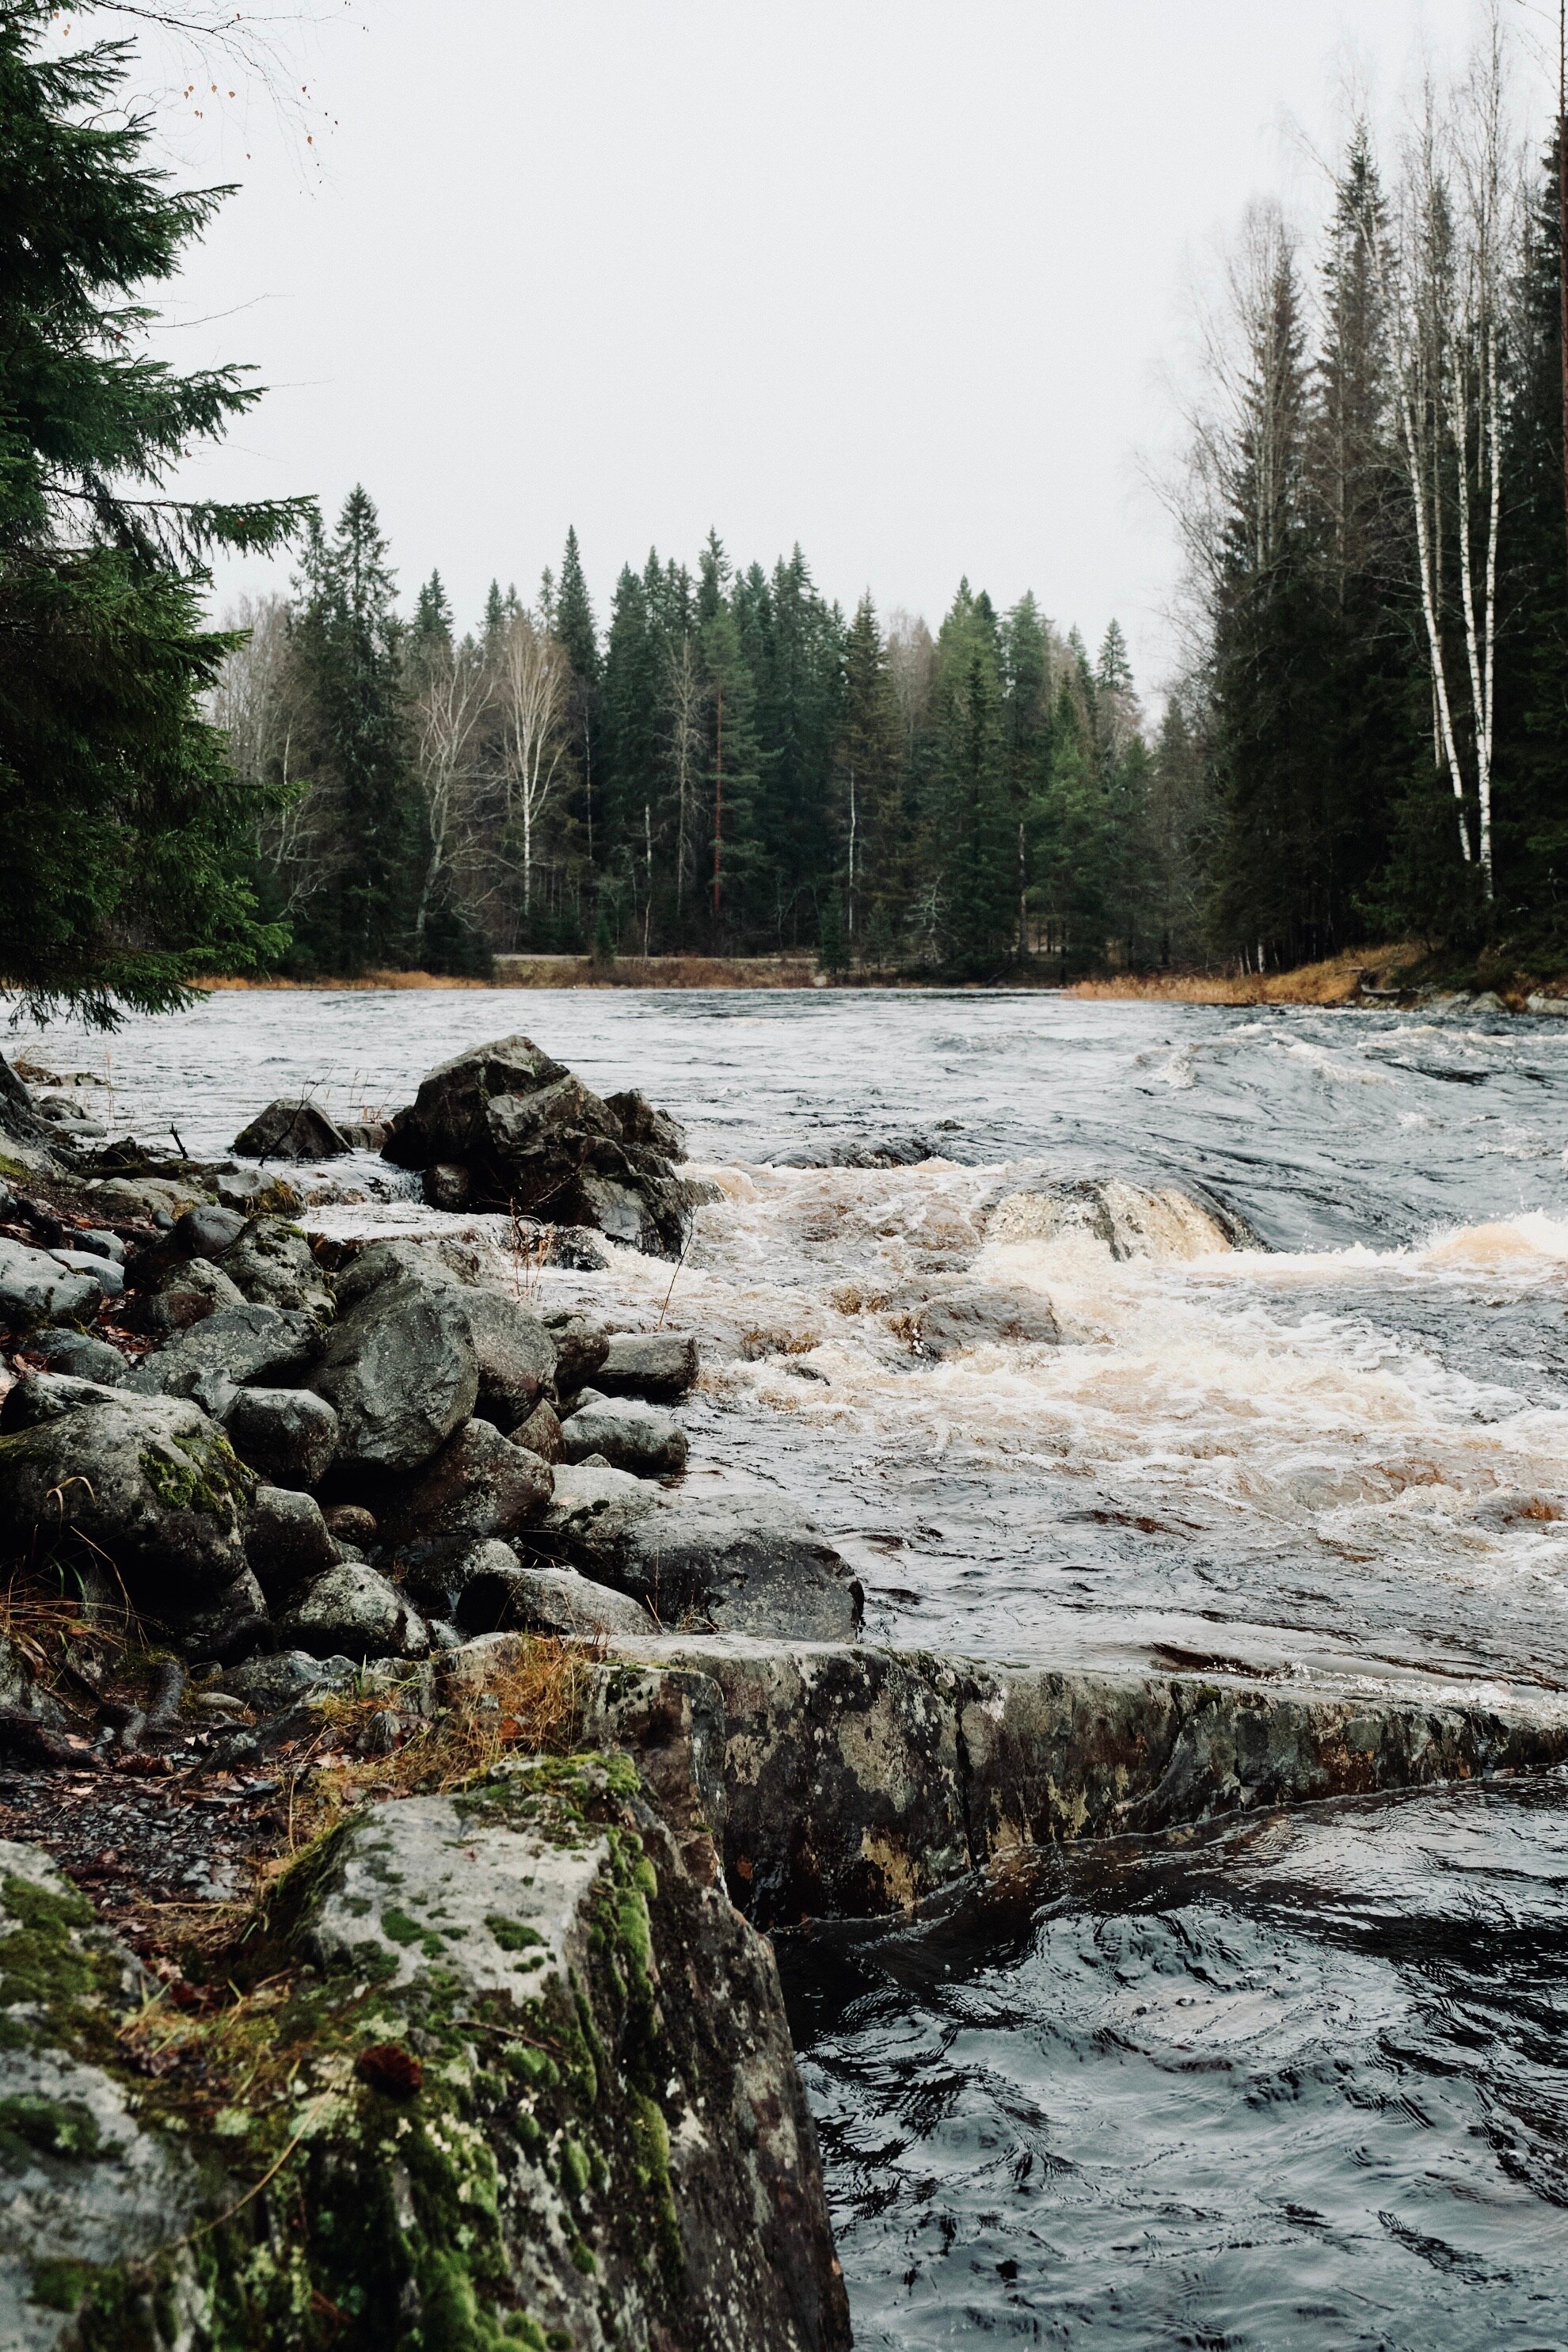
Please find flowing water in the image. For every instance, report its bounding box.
[12,986,1568,2342]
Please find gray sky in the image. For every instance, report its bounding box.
[121,0,1539,689]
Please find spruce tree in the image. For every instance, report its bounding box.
[555,526,601,859]
[287,488,425,973]
[930,584,1013,972]
[0,2,308,1022]
[836,596,902,942]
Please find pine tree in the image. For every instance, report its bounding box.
[0,2,307,1022]
[287,488,424,972]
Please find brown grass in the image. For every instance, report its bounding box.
[198,971,492,993]
[1068,946,1415,1008]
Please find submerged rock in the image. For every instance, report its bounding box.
[899,1283,1061,1357]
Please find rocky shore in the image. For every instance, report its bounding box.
[2,1029,1565,2348]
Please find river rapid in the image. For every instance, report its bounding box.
[12,986,1568,2346]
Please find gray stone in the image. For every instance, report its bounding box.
[244,1483,338,1597]
[543,1308,611,1391]
[378,1416,554,1566]
[225,1649,356,1710]
[127,1254,247,1338]
[545,1479,858,1640]
[599,1329,701,1399]
[0,1371,124,1431]
[561,1393,688,1477]
[223,1384,339,1488]
[313,1254,478,1472]
[0,1390,252,1599]
[421,1160,470,1209]
[0,1236,100,1326]
[278,1562,428,1658]
[462,1553,655,1638]
[75,1228,126,1264]
[82,1174,206,1223]
[213,1166,302,1217]
[603,1086,688,1160]
[900,1283,1061,1357]
[21,1327,126,1384]
[173,1202,247,1260]
[221,1216,334,1322]
[47,1246,123,1297]
[338,1120,387,1150]
[162,1566,270,1663]
[460,1284,556,1421]
[124,1303,319,1419]
[232,1098,352,1160]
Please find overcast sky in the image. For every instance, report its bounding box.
[103,0,1551,691]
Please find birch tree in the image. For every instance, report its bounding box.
[494,609,569,918]
[409,635,490,958]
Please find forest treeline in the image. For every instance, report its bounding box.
[217,514,1182,979]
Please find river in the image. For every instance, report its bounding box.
[11,986,1568,2345]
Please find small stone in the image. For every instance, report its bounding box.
[23,1328,127,1384]
[510,1397,563,1462]
[0,1235,101,1326]
[542,1311,611,1393]
[324,1503,378,1547]
[47,1246,124,1296]
[598,1331,701,1400]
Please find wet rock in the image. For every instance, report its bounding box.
[378,1417,554,1566]
[510,1395,563,1460]
[82,1174,204,1224]
[21,1328,126,1385]
[421,1160,470,1209]
[173,1201,247,1260]
[338,1119,387,1150]
[313,1255,478,1473]
[213,1166,302,1217]
[455,1281,556,1422]
[45,1246,123,1298]
[278,1561,428,1658]
[232,1098,352,1160]
[543,1307,611,1392]
[221,1216,334,1323]
[223,1385,339,1489]
[123,1303,319,1418]
[244,1484,338,1597]
[381,1033,690,1258]
[560,1394,689,1477]
[599,1329,702,1399]
[0,1236,101,1326]
[126,1253,248,1337]
[544,1473,860,1640]
[225,1648,356,1710]
[980,1173,1262,1258]
[900,1284,1061,1357]
[0,1390,252,1598]
[604,1085,689,1159]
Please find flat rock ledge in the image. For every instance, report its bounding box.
[0,1755,849,2352]
[572,1638,1568,1928]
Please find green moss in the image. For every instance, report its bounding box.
[381,1903,444,1957]
[558,2137,590,2198]
[485,1916,545,1954]
[139,1427,252,1521]
[0,2093,101,2167]
[0,1872,101,2008]
[29,2256,105,2313]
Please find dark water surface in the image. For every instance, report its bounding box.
[13,988,1568,2343]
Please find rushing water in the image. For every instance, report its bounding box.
[11,986,1568,2343]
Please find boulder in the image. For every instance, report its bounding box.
[232,1098,352,1160]
[223,1385,339,1489]
[225,1648,356,1710]
[900,1283,1061,1358]
[421,1161,470,1209]
[561,1394,689,1478]
[220,1216,334,1323]
[213,1166,302,1217]
[21,1328,127,1385]
[244,1484,338,1597]
[599,1329,701,1399]
[82,1174,203,1223]
[160,1566,269,1664]
[123,1303,319,1419]
[277,1561,428,1658]
[172,1201,247,1261]
[543,1473,860,1640]
[46,1246,123,1297]
[0,1237,101,1327]
[0,1391,253,1598]
[457,1546,655,1638]
[313,1258,478,1474]
[0,1371,124,1432]
[330,1239,554,1429]
[125,1254,247,1337]
[381,1033,690,1258]
[322,1501,377,1547]
[377,1417,554,1568]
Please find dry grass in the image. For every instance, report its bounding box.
[199,971,492,993]
[276,1634,599,1855]
[1068,946,1415,1008]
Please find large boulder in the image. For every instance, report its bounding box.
[124,1255,248,1338]
[313,1257,478,1474]
[223,1385,339,1489]
[542,1470,862,1641]
[335,1239,555,1424]
[0,1388,253,1598]
[23,1328,127,1385]
[381,1033,690,1258]
[221,1217,334,1323]
[244,1483,339,1597]
[232,1098,352,1160]
[377,1417,554,1570]
[599,1329,701,1399]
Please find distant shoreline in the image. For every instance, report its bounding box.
[195,946,1566,1011]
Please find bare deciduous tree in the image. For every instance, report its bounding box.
[494,610,570,916]
[211,594,348,919]
[409,636,490,958]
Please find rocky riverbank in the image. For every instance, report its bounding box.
[4,1028,1567,2347]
